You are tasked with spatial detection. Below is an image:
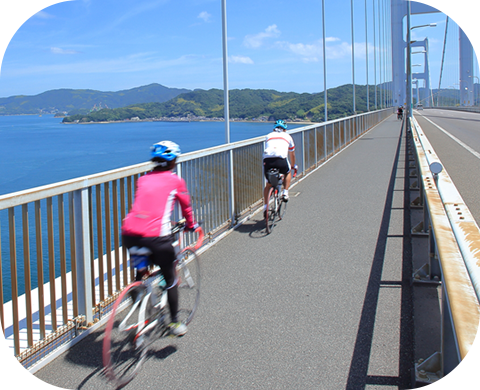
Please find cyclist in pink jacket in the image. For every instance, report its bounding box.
[122,140,198,336]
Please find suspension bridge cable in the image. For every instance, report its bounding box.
[351,0,356,113]
[437,17,448,106]
[365,0,369,111]
[373,0,377,109]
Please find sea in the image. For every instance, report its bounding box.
[0,115,303,302]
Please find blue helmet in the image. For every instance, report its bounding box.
[274,120,287,131]
[150,140,181,162]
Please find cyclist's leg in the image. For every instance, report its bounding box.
[279,158,291,199]
[148,236,185,335]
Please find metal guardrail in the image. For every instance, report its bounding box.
[409,116,480,383]
[0,108,392,370]
[425,106,480,114]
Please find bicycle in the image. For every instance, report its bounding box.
[265,168,296,234]
[102,220,204,389]
[397,111,403,120]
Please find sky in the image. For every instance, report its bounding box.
[0,0,479,98]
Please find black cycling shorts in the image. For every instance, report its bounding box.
[122,234,177,287]
[263,157,290,179]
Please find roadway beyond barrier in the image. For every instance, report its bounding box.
[34,115,416,389]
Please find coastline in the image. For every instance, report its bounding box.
[62,117,315,125]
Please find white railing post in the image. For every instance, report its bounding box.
[73,187,93,325]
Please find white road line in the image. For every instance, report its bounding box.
[420,114,480,160]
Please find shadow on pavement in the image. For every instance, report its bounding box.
[345,122,415,390]
[235,216,269,238]
[36,324,178,389]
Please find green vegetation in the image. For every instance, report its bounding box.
[62,84,388,124]
[0,83,190,115]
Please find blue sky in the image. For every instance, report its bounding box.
[0,0,479,98]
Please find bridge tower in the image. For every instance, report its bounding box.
[391,0,475,107]
[411,38,432,107]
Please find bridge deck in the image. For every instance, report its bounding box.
[34,115,415,389]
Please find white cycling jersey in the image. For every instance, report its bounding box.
[262,131,295,159]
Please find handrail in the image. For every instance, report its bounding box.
[409,116,480,369]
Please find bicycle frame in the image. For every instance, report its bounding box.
[265,169,287,234]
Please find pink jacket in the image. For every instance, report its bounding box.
[122,170,195,237]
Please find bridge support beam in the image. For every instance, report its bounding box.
[391,0,474,106]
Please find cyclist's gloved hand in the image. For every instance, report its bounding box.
[186,222,200,232]
[293,165,298,177]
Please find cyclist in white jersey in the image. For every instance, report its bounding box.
[262,120,297,216]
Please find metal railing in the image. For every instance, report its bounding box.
[409,116,480,383]
[0,108,391,370]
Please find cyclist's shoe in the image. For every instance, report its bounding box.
[263,210,267,219]
[169,322,187,337]
[282,193,289,202]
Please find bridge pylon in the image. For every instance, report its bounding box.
[391,0,474,106]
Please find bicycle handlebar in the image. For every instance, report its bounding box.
[172,219,204,251]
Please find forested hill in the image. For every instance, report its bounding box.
[0,83,190,115]
[63,84,381,124]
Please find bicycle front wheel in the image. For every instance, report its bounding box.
[176,248,201,325]
[265,187,277,234]
[103,282,156,389]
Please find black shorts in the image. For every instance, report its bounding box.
[263,157,290,179]
[122,234,177,287]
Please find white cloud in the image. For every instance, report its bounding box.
[198,11,212,22]
[50,47,81,55]
[243,25,281,49]
[275,37,374,62]
[229,55,253,64]
[22,10,53,19]
[277,41,322,62]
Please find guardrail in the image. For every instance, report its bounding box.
[408,116,480,383]
[425,106,480,114]
[0,108,392,371]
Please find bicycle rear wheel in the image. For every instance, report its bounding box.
[176,248,200,325]
[265,187,277,234]
[278,196,287,220]
[103,282,157,389]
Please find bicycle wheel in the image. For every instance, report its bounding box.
[278,195,287,220]
[103,282,158,389]
[265,187,277,234]
[176,248,200,325]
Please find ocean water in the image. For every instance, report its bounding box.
[0,115,303,302]
[0,115,303,196]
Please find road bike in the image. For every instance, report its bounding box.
[265,168,289,234]
[102,220,204,389]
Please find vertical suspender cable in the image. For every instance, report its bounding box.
[386,0,390,106]
[379,0,383,108]
[322,0,328,121]
[437,18,449,107]
[221,0,235,225]
[365,0,369,111]
[351,0,356,113]
[373,0,377,109]
[221,0,230,143]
